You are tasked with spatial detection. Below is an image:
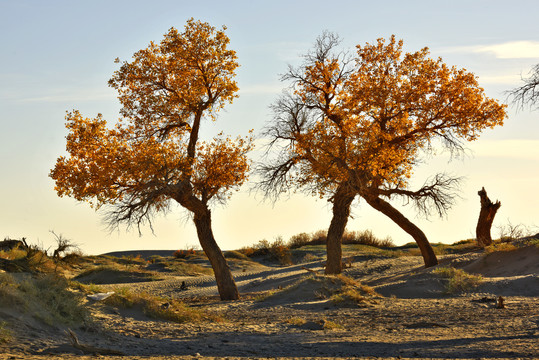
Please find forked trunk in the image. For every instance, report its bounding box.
[193,209,239,300]
[363,194,438,267]
[325,186,355,274]
[476,187,501,247]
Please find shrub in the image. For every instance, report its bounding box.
[341,230,395,247]
[434,267,483,294]
[310,230,328,245]
[287,229,394,249]
[496,221,532,242]
[173,249,196,259]
[238,246,255,257]
[288,233,312,249]
[241,238,292,265]
[256,237,292,265]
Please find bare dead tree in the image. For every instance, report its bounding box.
[476,187,501,247]
[50,231,79,261]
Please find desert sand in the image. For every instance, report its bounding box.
[1,245,538,360]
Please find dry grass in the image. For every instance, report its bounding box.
[329,274,380,306]
[241,238,292,265]
[434,267,483,294]
[321,319,344,330]
[0,273,90,326]
[103,287,222,323]
[0,321,11,344]
[262,274,380,307]
[288,229,394,249]
[484,242,518,254]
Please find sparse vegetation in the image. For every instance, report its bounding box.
[103,288,222,323]
[240,229,395,265]
[329,274,380,307]
[0,321,11,344]
[287,229,394,249]
[240,237,292,265]
[0,273,89,326]
[321,319,343,330]
[434,267,483,294]
[261,274,380,307]
[497,221,536,242]
[484,242,518,254]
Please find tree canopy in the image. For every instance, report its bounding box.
[50,19,252,300]
[261,34,507,272]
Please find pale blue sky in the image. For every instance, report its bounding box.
[1,0,538,254]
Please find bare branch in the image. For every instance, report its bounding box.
[507,63,539,111]
[376,173,462,218]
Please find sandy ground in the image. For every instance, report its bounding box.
[1,246,538,360]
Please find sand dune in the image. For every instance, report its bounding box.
[1,245,538,359]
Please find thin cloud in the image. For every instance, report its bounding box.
[475,41,539,59]
[438,41,539,59]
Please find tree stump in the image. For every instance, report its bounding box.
[476,187,501,247]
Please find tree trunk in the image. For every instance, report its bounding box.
[193,208,239,300]
[476,187,501,247]
[325,186,356,274]
[363,194,438,267]
[173,188,239,301]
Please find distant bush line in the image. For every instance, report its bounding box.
[238,229,394,265]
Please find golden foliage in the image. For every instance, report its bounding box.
[275,35,507,198]
[50,19,252,218]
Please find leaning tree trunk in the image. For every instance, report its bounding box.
[476,187,501,247]
[193,208,239,300]
[325,186,356,274]
[363,194,438,267]
[174,188,239,301]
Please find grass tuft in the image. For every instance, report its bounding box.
[0,321,11,344]
[484,242,518,254]
[103,287,222,323]
[434,267,483,294]
[329,274,379,306]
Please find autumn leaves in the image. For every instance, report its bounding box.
[50,19,506,299]
[260,33,506,272]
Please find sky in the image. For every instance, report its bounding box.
[1,0,538,255]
